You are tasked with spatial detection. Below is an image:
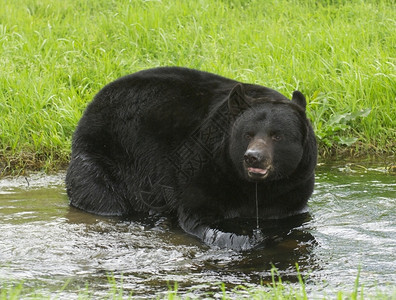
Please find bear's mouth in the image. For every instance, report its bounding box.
[247,167,270,179]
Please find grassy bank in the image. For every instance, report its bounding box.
[2,269,396,299]
[1,0,395,174]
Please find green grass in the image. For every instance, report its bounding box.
[1,0,395,174]
[2,268,396,299]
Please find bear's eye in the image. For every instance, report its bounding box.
[244,133,253,141]
[272,134,282,142]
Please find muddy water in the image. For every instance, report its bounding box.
[0,162,395,298]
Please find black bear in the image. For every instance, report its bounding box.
[66,67,317,250]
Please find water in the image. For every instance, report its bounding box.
[0,162,395,298]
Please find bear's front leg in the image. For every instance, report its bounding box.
[177,198,267,251]
[202,224,267,251]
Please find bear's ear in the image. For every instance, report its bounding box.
[291,91,307,110]
[228,84,251,119]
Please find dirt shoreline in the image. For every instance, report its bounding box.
[1,149,395,178]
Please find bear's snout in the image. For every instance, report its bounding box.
[244,139,271,165]
[243,139,272,180]
[244,149,262,165]
[243,148,271,167]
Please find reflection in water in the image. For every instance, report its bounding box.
[0,164,395,298]
[206,213,318,277]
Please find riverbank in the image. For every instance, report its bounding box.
[1,150,395,177]
[2,270,396,299]
[1,0,395,176]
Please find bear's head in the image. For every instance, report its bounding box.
[228,84,312,182]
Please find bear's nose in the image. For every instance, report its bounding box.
[244,149,262,165]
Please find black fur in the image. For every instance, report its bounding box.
[66,67,317,250]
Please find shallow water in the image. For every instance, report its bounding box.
[0,162,395,298]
